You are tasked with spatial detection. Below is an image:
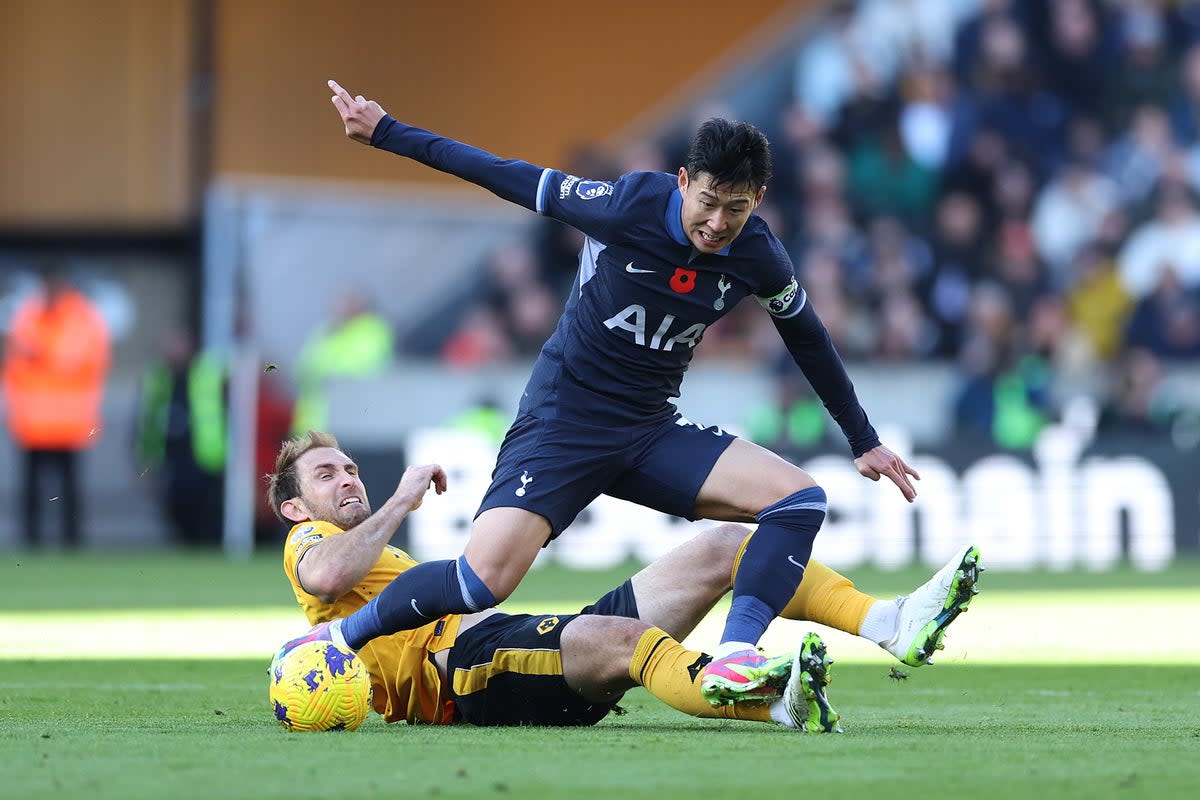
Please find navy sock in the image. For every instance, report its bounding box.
[720,486,827,645]
[341,555,497,650]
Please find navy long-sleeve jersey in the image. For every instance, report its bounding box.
[372,116,880,457]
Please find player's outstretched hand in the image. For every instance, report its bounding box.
[853,444,920,503]
[328,79,386,145]
[394,463,448,512]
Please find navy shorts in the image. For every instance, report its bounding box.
[447,581,639,727]
[475,410,737,539]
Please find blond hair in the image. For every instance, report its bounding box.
[265,430,342,521]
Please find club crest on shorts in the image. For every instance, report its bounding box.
[536,616,559,634]
[516,470,534,497]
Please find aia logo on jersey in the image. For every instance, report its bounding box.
[670,267,697,294]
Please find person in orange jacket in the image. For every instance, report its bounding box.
[2,264,111,548]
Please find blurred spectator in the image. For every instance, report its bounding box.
[1064,243,1134,361]
[255,368,294,544]
[774,104,831,214]
[792,1,878,130]
[1168,1,1200,48]
[846,114,939,225]
[874,290,938,360]
[482,242,560,357]
[1034,0,1116,119]
[743,351,829,454]
[855,0,975,72]
[1064,113,1110,166]
[923,191,989,356]
[447,395,510,446]
[440,305,515,368]
[1170,0,1200,49]
[1124,266,1200,358]
[942,126,1010,217]
[1168,42,1200,144]
[829,60,896,155]
[1030,156,1120,284]
[898,65,958,172]
[291,289,394,435]
[853,214,935,303]
[1025,291,1094,395]
[788,148,865,298]
[955,14,1067,178]
[1098,347,1187,434]
[1102,103,1177,210]
[952,0,1023,87]
[797,246,871,357]
[1117,181,1200,299]
[991,244,1050,321]
[988,157,1038,272]
[952,281,1052,448]
[1,264,111,548]
[1106,0,1176,133]
[135,327,226,547]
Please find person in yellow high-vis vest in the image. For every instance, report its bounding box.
[135,328,227,546]
[290,291,393,436]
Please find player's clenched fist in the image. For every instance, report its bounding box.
[393,463,447,512]
[328,79,387,145]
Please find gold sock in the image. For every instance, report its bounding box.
[732,532,875,636]
[628,627,773,722]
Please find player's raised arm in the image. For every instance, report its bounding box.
[297,463,447,602]
[326,78,548,213]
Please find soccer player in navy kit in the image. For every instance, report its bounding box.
[287,79,976,706]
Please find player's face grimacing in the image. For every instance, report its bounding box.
[677,168,765,253]
[290,447,372,528]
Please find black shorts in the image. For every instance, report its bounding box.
[447,580,640,727]
[475,410,737,540]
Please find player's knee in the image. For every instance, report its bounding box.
[757,463,819,505]
[758,484,825,527]
[562,616,645,689]
[470,564,518,604]
[465,508,550,603]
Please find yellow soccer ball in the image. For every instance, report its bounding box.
[268,641,371,732]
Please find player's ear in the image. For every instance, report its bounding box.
[280,498,311,523]
[753,184,766,209]
[677,167,689,192]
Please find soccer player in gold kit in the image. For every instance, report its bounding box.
[271,431,980,730]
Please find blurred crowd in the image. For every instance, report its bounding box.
[439,0,1200,450]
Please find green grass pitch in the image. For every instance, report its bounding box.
[2,551,1198,799]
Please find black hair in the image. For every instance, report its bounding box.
[684,118,773,192]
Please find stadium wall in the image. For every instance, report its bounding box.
[0,0,817,228]
[209,0,814,185]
